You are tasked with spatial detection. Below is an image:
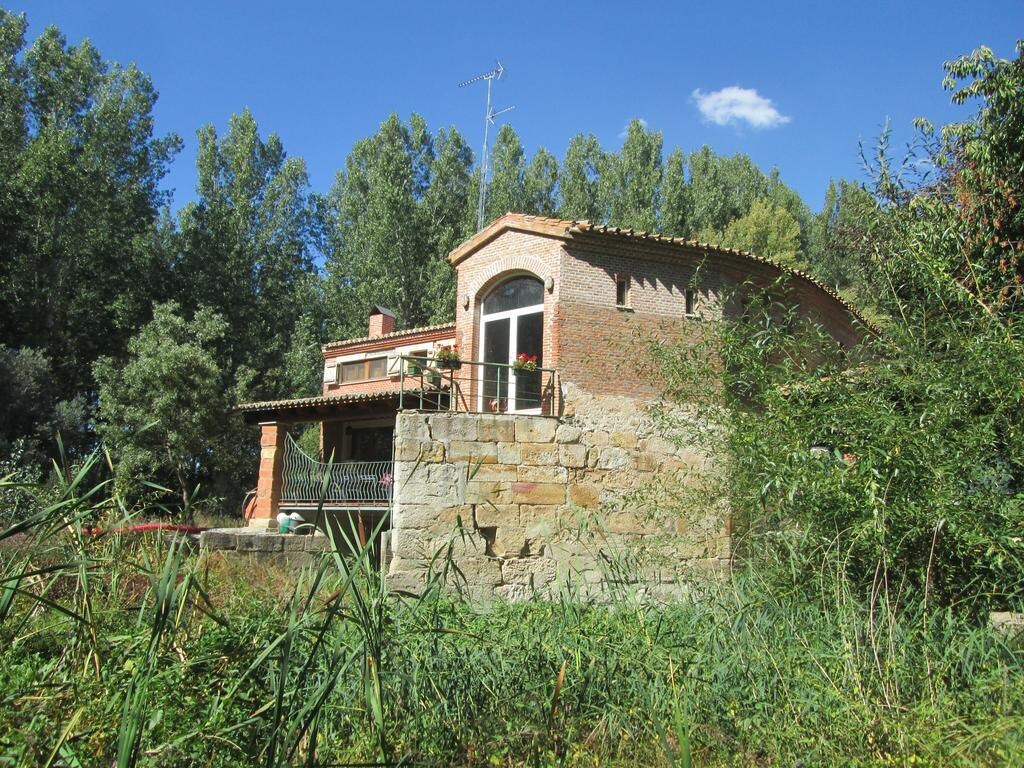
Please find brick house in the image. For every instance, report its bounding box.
[235,213,866,597]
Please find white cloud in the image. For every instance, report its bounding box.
[691,87,790,129]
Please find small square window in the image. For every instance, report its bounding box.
[684,288,698,316]
[615,276,630,307]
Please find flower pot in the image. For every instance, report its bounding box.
[407,363,422,376]
[427,371,442,388]
[437,360,461,370]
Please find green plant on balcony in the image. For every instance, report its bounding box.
[434,344,461,370]
[513,352,538,373]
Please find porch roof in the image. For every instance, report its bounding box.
[233,389,402,424]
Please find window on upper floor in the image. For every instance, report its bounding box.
[338,356,389,383]
[615,275,630,307]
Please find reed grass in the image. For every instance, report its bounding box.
[0,464,1020,767]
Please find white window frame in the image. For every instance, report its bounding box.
[478,301,544,414]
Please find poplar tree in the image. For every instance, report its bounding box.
[604,119,662,231]
[0,11,179,412]
[173,108,315,401]
[559,133,605,222]
[661,148,691,236]
[524,147,559,216]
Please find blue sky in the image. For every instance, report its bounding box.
[13,0,1024,214]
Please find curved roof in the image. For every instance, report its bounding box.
[450,213,872,332]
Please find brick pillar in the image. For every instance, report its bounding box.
[250,421,286,528]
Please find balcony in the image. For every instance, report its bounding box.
[281,434,392,507]
[397,355,561,416]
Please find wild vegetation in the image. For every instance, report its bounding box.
[0,3,1022,765]
[1,466,1021,767]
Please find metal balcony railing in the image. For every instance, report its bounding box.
[397,354,560,415]
[281,434,392,504]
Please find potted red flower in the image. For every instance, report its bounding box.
[513,352,538,373]
[434,344,461,370]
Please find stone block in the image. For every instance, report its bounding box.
[449,440,498,464]
[500,557,537,585]
[559,444,587,468]
[489,526,528,558]
[554,424,582,444]
[470,463,518,482]
[568,483,601,509]
[474,503,520,528]
[517,464,568,483]
[465,480,512,505]
[515,417,558,443]
[520,443,558,466]
[511,482,566,505]
[611,431,638,449]
[394,438,444,463]
[396,504,444,530]
[431,414,479,443]
[584,430,610,447]
[597,447,630,469]
[235,532,284,553]
[397,412,431,441]
[305,533,332,552]
[520,504,561,529]
[497,443,522,464]
[586,447,600,467]
[477,416,516,442]
[281,535,309,552]
[456,556,503,586]
[495,583,532,602]
[634,451,658,472]
[200,529,237,550]
[387,568,428,596]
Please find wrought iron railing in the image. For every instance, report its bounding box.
[397,355,560,415]
[281,434,392,504]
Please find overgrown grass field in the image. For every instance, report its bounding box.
[1,462,1020,767]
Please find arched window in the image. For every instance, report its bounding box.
[479,275,544,413]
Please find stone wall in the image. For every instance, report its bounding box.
[386,393,730,601]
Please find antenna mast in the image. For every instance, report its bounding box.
[459,61,515,231]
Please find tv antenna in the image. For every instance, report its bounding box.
[459,61,515,231]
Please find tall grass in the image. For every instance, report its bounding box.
[0,463,1020,766]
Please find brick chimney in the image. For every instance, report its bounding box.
[368,306,396,337]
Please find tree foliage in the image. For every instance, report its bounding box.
[654,41,1024,610]
[94,302,229,509]
[0,10,180,407]
[325,114,472,338]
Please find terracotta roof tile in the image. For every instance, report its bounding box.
[233,389,403,414]
[322,322,455,351]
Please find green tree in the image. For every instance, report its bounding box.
[559,132,605,221]
[482,124,528,222]
[0,11,180,418]
[524,147,559,216]
[325,114,470,337]
[173,109,316,401]
[420,126,473,320]
[661,147,690,236]
[714,198,802,265]
[807,178,876,294]
[604,119,662,231]
[94,302,228,510]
